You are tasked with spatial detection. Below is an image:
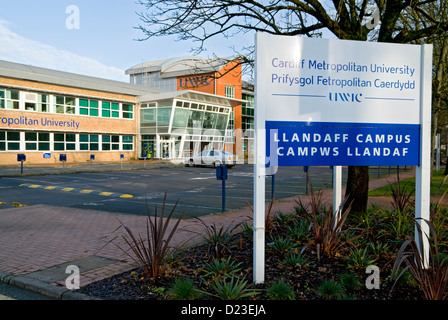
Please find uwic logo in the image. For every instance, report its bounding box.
[329,92,363,102]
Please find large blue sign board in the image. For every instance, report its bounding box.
[266,121,420,166]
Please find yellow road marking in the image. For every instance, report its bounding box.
[99,192,113,196]
[62,188,74,192]
[80,190,94,194]
[29,185,41,188]
[120,194,134,198]
[44,186,57,190]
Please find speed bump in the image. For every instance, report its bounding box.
[18,183,133,199]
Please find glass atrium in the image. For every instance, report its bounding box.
[139,91,241,159]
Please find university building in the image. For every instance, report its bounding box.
[0,57,247,165]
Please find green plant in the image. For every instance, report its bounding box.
[287,219,310,242]
[266,280,295,300]
[389,170,415,213]
[246,195,278,233]
[295,185,355,260]
[267,234,298,254]
[115,193,185,278]
[384,209,414,240]
[392,219,448,300]
[195,217,241,259]
[205,276,260,300]
[339,273,362,291]
[368,241,391,260]
[316,280,345,300]
[347,247,376,270]
[280,251,311,269]
[167,277,203,300]
[202,256,242,279]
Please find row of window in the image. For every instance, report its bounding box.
[0,131,134,152]
[0,88,134,119]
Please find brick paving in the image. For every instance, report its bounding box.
[0,167,416,291]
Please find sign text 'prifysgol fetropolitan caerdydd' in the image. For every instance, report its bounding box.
[257,34,422,167]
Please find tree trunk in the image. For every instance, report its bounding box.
[344,166,369,214]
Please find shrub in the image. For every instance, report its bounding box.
[266,280,295,300]
[392,219,448,300]
[280,251,311,269]
[195,217,242,259]
[167,277,203,300]
[267,234,298,254]
[316,280,345,300]
[115,193,184,279]
[339,273,362,291]
[295,185,355,260]
[347,247,376,270]
[205,276,260,300]
[202,256,242,280]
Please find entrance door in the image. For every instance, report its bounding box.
[160,140,175,159]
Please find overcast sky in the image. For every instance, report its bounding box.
[0,0,245,82]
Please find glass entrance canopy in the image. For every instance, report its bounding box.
[138,90,243,159]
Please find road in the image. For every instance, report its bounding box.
[0,165,343,219]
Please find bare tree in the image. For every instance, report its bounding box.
[136,0,448,214]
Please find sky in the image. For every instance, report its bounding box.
[0,1,247,82]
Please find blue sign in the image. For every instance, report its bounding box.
[17,154,26,162]
[216,165,228,180]
[59,154,67,162]
[266,121,420,167]
[43,153,51,159]
[90,154,95,160]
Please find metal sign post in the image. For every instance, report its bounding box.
[59,154,67,168]
[17,154,26,174]
[216,165,228,212]
[415,44,433,268]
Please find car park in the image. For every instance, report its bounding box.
[185,150,238,167]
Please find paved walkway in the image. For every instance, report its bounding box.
[0,163,416,300]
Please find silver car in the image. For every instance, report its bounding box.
[185,150,238,167]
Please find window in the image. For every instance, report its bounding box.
[122,104,133,119]
[54,133,76,151]
[0,88,20,110]
[225,85,235,98]
[0,131,21,151]
[172,108,189,128]
[38,94,50,112]
[101,135,120,150]
[55,96,76,114]
[24,132,50,151]
[102,102,111,118]
[79,99,99,116]
[122,136,134,150]
[157,108,171,126]
[6,131,20,150]
[80,134,99,151]
[111,103,119,118]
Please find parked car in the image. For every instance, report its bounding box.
[185,150,238,167]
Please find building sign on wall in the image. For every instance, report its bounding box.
[0,115,81,129]
[258,34,422,167]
